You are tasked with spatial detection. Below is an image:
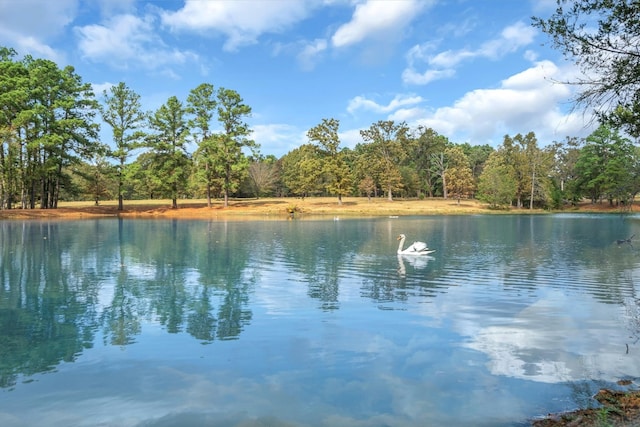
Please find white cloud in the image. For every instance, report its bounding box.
[331,0,429,48]
[339,128,365,150]
[252,124,306,157]
[10,36,63,62]
[0,0,77,61]
[414,60,595,145]
[402,67,456,86]
[75,14,198,71]
[530,0,558,14]
[297,38,328,71]
[161,0,313,51]
[96,0,137,17]
[479,21,537,59]
[347,94,424,115]
[0,0,77,39]
[388,106,428,123]
[91,81,116,97]
[403,21,537,86]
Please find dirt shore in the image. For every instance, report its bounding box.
[0,197,632,220]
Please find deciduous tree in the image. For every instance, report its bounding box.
[360,120,408,201]
[246,155,278,198]
[409,126,448,197]
[307,118,352,205]
[477,151,517,209]
[281,144,322,198]
[444,146,475,205]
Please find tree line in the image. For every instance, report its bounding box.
[1,36,639,211]
[0,46,256,211]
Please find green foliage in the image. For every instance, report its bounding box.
[4,46,640,212]
[307,118,352,204]
[281,144,323,197]
[147,96,190,208]
[574,124,639,206]
[100,82,146,210]
[409,126,450,197]
[477,152,517,208]
[187,83,218,205]
[359,120,409,201]
[0,50,99,209]
[215,88,256,206]
[444,146,475,204]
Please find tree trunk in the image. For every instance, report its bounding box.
[118,163,124,211]
[529,164,536,210]
[442,173,448,199]
[172,182,178,209]
[206,163,212,208]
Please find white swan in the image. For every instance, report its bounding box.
[397,234,435,255]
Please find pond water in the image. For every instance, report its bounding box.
[0,215,639,427]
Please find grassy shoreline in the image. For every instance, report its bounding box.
[0,197,633,220]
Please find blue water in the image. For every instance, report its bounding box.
[0,215,638,426]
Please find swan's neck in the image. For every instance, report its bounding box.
[397,237,405,254]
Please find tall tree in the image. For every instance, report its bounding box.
[0,47,27,209]
[533,0,640,135]
[101,82,146,210]
[574,124,638,206]
[246,155,278,198]
[187,83,217,207]
[281,144,323,198]
[28,59,100,209]
[460,143,494,183]
[431,151,449,199]
[147,96,190,209]
[360,120,408,201]
[307,118,352,205]
[409,126,448,197]
[444,146,475,205]
[516,132,552,209]
[500,133,535,208]
[477,151,517,209]
[215,88,256,207]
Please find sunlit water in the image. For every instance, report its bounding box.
[1,215,639,427]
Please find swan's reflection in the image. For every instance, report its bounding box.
[397,254,433,277]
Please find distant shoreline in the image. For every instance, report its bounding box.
[0,197,633,220]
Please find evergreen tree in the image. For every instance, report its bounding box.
[187,83,217,207]
[101,82,146,210]
[147,96,190,209]
[215,88,256,207]
[533,1,640,136]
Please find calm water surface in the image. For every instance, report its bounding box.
[1,215,639,427]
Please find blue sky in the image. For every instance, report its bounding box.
[0,0,595,157]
